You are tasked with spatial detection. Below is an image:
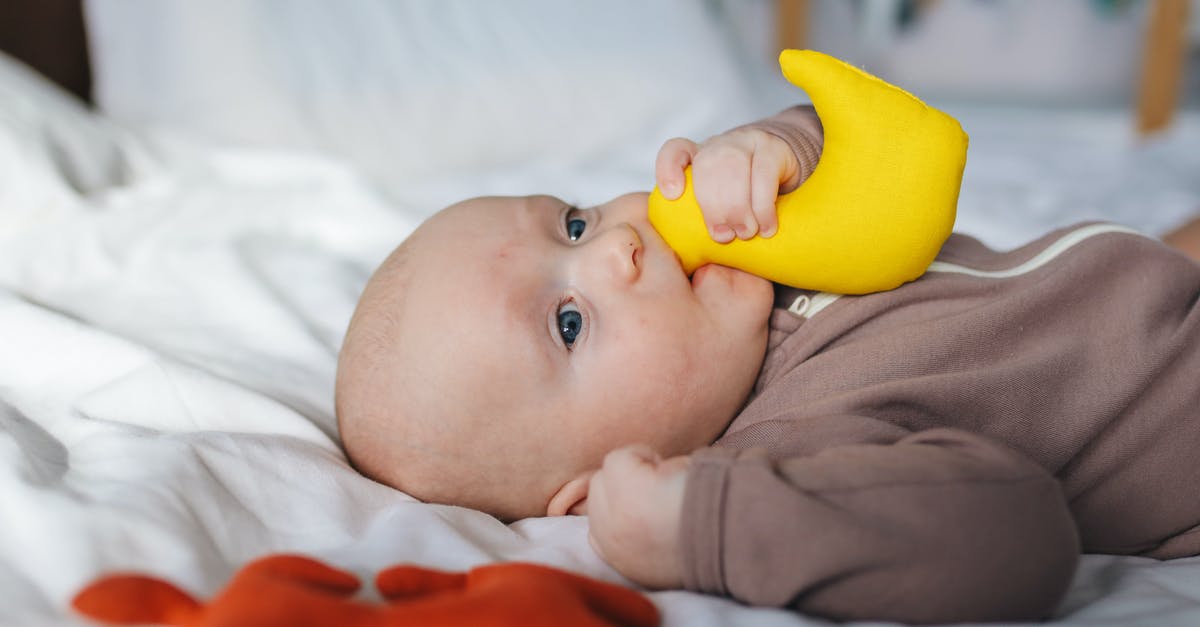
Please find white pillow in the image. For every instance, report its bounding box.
[84,0,759,187]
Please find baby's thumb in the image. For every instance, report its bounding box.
[658,173,684,200]
[655,138,697,200]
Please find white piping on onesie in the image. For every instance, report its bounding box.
[787,224,1147,320]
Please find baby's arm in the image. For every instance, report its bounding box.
[681,427,1079,623]
[588,426,1080,624]
[655,106,823,243]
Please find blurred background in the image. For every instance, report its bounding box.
[728,0,1199,118]
[4,1,1197,122]
[1,0,1198,247]
[4,1,1198,110]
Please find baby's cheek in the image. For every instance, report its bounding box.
[604,341,690,417]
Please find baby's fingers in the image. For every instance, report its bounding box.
[655,138,698,200]
[750,155,781,238]
[692,151,754,242]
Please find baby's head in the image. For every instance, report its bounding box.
[336,192,774,520]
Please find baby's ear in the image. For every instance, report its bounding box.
[546,471,594,517]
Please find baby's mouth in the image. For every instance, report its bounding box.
[671,251,695,286]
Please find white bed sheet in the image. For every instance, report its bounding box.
[3,54,1200,627]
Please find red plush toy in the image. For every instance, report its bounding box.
[72,554,660,627]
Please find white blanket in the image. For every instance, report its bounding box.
[3,52,1200,626]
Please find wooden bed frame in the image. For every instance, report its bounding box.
[775,0,1190,136]
[0,0,1190,135]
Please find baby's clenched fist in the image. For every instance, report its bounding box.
[655,127,801,243]
[586,444,689,590]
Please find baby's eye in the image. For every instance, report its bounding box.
[557,301,584,349]
[565,207,588,242]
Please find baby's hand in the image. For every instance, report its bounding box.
[586,444,689,590]
[655,127,801,243]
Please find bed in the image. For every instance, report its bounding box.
[2,2,1200,625]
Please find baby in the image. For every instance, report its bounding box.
[336,106,1200,623]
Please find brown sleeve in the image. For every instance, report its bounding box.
[737,105,824,185]
[680,426,1080,624]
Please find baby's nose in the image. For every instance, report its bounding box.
[596,223,642,284]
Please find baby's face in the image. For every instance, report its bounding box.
[339,192,774,518]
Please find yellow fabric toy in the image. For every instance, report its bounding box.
[648,49,969,294]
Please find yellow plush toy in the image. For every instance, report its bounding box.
[648,49,969,294]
